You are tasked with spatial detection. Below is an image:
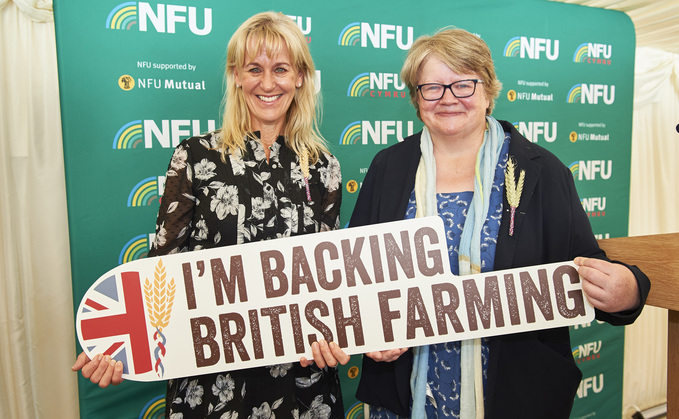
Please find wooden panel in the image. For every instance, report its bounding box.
[669,311,679,416]
[598,233,679,311]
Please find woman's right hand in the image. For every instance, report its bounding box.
[365,348,409,362]
[72,352,124,388]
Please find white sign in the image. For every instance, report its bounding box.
[76,217,594,381]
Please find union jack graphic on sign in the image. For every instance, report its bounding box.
[79,272,152,375]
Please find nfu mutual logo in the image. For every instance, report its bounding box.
[338,21,413,50]
[106,2,212,35]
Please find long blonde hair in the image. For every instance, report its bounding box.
[220,11,327,163]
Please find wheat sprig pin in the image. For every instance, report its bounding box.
[505,158,525,236]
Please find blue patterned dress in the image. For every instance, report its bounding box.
[369,135,510,418]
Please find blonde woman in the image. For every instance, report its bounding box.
[73,12,347,418]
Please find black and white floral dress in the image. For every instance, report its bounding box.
[148,131,343,418]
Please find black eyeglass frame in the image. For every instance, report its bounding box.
[417,79,484,101]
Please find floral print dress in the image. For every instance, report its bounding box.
[148,131,343,418]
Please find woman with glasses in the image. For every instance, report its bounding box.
[349,28,649,418]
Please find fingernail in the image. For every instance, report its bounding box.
[110,359,117,367]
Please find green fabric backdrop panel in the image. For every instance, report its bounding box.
[54,0,634,417]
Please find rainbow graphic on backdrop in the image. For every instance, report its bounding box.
[338,22,361,46]
[114,120,143,149]
[347,73,370,97]
[344,401,365,419]
[137,394,165,419]
[127,177,159,207]
[119,234,150,264]
[503,36,521,57]
[340,121,362,145]
[106,2,138,30]
[567,84,582,103]
[568,161,580,178]
[573,43,590,62]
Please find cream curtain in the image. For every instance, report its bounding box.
[622,46,679,417]
[0,1,79,418]
[0,1,676,418]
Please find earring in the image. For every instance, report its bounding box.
[236,84,241,88]
[296,83,301,87]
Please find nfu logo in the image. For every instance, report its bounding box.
[514,121,557,143]
[286,15,311,36]
[577,374,604,399]
[347,72,407,98]
[569,160,612,181]
[574,43,612,64]
[127,176,166,207]
[340,121,415,145]
[119,233,155,264]
[567,84,615,105]
[113,119,217,149]
[338,22,413,50]
[106,2,212,35]
[504,36,559,60]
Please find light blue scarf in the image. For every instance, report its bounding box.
[410,116,506,418]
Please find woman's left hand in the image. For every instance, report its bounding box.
[575,257,641,313]
[300,339,350,368]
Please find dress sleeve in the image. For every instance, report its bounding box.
[148,141,196,257]
[319,154,342,232]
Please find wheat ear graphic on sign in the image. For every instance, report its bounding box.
[143,259,176,378]
[505,158,525,236]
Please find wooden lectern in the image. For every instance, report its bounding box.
[598,233,679,417]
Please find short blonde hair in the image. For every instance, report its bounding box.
[220,11,327,162]
[401,28,502,118]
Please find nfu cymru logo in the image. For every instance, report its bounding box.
[573,43,612,65]
[106,2,212,35]
[347,72,407,98]
[338,22,413,50]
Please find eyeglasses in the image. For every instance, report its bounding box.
[417,79,483,101]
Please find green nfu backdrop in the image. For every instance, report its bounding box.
[54,0,633,417]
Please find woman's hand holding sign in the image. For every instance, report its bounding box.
[366,347,409,362]
[72,352,124,388]
[575,257,641,313]
[300,339,350,368]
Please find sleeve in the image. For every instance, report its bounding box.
[148,141,196,257]
[319,153,342,232]
[348,149,384,228]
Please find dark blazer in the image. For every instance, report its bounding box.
[349,121,650,418]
